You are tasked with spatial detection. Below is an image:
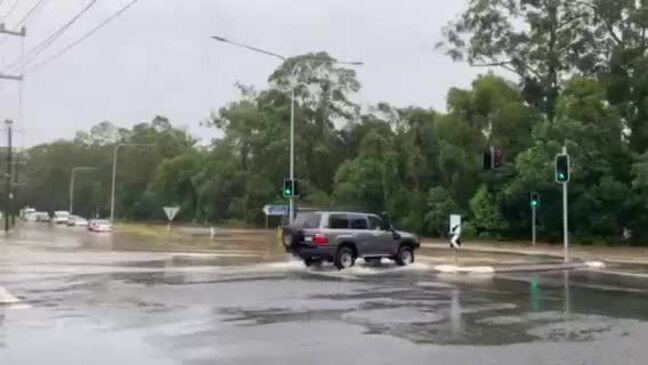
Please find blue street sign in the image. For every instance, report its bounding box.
[263,205,289,216]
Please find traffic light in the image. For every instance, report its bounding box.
[293,179,300,196]
[483,148,493,170]
[494,148,504,168]
[483,147,504,170]
[282,179,300,197]
[530,192,540,209]
[283,179,293,197]
[555,154,570,183]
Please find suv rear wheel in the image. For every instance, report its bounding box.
[334,247,356,270]
[395,245,414,266]
[282,231,293,249]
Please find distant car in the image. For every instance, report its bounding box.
[67,215,88,227]
[21,208,37,221]
[23,208,38,222]
[35,212,50,223]
[88,219,112,232]
[282,210,420,270]
[52,211,70,224]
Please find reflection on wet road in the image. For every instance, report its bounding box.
[1,224,648,364]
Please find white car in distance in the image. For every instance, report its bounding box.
[88,220,112,233]
[67,215,89,227]
[52,211,70,224]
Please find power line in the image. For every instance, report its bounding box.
[2,0,98,73]
[25,0,141,74]
[15,0,49,27]
[0,0,20,22]
[0,0,50,46]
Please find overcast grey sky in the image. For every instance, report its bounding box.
[0,0,483,147]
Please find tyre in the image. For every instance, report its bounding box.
[303,258,322,267]
[334,246,356,270]
[395,245,414,266]
[282,231,293,249]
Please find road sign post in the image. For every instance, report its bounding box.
[163,206,180,234]
[263,205,289,228]
[555,146,570,262]
[449,214,462,265]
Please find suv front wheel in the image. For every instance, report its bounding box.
[395,245,414,266]
[334,247,356,270]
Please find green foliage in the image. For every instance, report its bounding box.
[469,185,509,238]
[15,39,648,245]
[424,187,459,237]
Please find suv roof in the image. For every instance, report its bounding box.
[297,209,380,216]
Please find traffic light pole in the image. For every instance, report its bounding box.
[532,205,536,247]
[562,178,569,262]
[561,146,569,262]
[289,89,295,224]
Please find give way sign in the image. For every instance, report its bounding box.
[163,206,180,221]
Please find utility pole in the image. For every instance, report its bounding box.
[70,167,98,214]
[5,120,13,234]
[1,24,26,232]
[110,143,155,222]
[0,24,26,81]
[11,152,18,228]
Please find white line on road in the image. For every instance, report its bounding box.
[0,285,21,304]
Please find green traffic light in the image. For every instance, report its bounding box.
[531,201,538,208]
[284,189,292,195]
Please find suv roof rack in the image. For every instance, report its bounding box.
[296,207,388,215]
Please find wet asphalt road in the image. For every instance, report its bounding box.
[2,224,648,364]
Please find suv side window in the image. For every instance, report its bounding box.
[328,214,350,229]
[349,215,369,230]
[294,213,321,229]
[368,216,385,230]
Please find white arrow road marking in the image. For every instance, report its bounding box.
[0,286,20,304]
[0,285,31,309]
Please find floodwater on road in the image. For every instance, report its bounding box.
[1,223,648,364]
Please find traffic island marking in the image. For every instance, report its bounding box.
[433,261,606,275]
[0,286,21,305]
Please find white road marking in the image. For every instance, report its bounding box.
[594,270,648,279]
[434,265,495,274]
[585,261,606,269]
[0,285,26,308]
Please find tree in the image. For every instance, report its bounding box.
[439,0,605,119]
[470,185,509,237]
[508,77,633,243]
[268,53,362,193]
[425,187,460,237]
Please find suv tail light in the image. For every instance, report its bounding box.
[313,233,328,245]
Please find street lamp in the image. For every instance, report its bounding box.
[69,167,98,214]
[211,35,362,223]
[110,143,156,222]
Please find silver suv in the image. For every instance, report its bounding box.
[282,211,420,270]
